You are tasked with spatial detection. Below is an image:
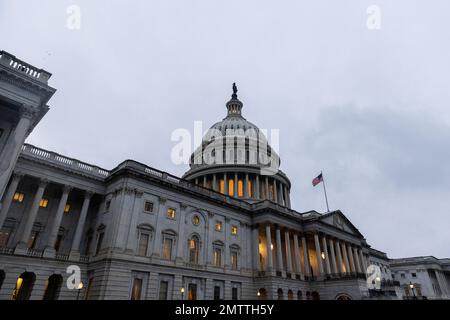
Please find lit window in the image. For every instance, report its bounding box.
[248,180,253,197]
[162,238,173,260]
[228,179,234,196]
[131,278,143,300]
[192,215,200,226]
[238,180,243,197]
[231,252,238,270]
[231,225,238,236]
[144,201,153,213]
[39,198,49,208]
[215,221,222,232]
[213,248,222,267]
[13,192,25,203]
[219,179,225,194]
[167,208,176,219]
[64,204,71,213]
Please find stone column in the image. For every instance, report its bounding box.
[279,183,284,206]
[244,173,249,198]
[359,249,367,273]
[314,234,324,276]
[329,238,338,274]
[176,205,187,263]
[234,173,238,197]
[284,186,290,208]
[335,240,344,274]
[353,247,362,273]
[255,175,260,199]
[322,236,331,275]
[0,172,23,229]
[0,107,33,205]
[347,244,356,273]
[252,226,261,271]
[212,174,217,191]
[285,230,293,273]
[15,179,48,253]
[265,176,269,200]
[265,225,273,271]
[275,227,283,272]
[44,185,72,257]
[293,234,302,275]
[341,242,350,274]
[302,236,310,277]
[273,179,278,203]
[69,191,93,259]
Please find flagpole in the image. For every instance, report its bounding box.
[321,171,330,212]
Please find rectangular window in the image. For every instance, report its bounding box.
[228,179,234,196]
[167,208,176,219]
[13,192,25,203]
[162,238,173,260]
[95,233,104,255]
[215,221,222,232]
[232,287,238,300]
[231,225,238,236]
[412,273,417,278]
[188,283,197,300]
[28,231,39,249]
[213,248,222,267]
[138,233,149,256]
[105,200,111,212]
[219,179,225,194]
[214,286,221,300]
[39,198,49,208]
[0,230,11,247]
[64,204,71,213]
[248,180,253,197]
[238,180,243,197]
[231,252,238,270]
[144,201,154,213]
[131,278,143,300]
[401,273,405,278]
[84,236,92,255]
[159,281,169,300]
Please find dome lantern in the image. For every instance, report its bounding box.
[226,82,243,117]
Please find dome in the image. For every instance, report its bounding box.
[182,83,291,207]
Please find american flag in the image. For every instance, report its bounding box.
[312,173,323,187]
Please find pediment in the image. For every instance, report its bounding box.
[319,210,363,237]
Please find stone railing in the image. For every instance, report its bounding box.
[55,253,69,261]
[0,247,14,255]
[0,50,52,84]
[21,144,110,179]
[27,248,44,258]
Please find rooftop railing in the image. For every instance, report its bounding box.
[0,51,52,84]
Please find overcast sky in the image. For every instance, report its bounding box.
[1,0,449,258]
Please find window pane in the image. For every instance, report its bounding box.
[159,281,168,300]
[138,234,149,256]
[95,233,104,255]
[232,287,238,300]
[0,231,11,247]
[188,284,197,300]
[214,286,221,300]
[131,278,142,300]
[163,238,172,260]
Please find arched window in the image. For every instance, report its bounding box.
[277,288,283,300]
[189,235,200,264]
[288,290,294,300]
[137,224,153,257]
[312,291,320,300]
[306,291,311,300]
[11,272,36,300]
[336,293,352,300]
[43,274,63,300]
[297,290,303,300]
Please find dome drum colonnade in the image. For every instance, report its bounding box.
[183,84,291,208]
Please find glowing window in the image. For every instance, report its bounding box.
[64,204,71,213]
[13,192,25,203]
[238,180,243,197]
[192,215,200,226]
[219,179,225,194]
[231,225,238,236]
[215,221,222,232]
[228,179,234,196]
[39,198,49,208]
[167,208,176,219]
[248,180,253,197]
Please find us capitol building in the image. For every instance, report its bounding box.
[0,50,449,300]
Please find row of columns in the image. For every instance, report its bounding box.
[0,173,93,259]
[254,224,369,279]
[195,173,291,208]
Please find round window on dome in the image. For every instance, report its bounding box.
[192,215,200,226]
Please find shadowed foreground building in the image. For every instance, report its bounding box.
[0,51,448,300]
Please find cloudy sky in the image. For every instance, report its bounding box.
[1,0,449,258]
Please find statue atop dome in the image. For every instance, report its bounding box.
[232,82,238,99]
